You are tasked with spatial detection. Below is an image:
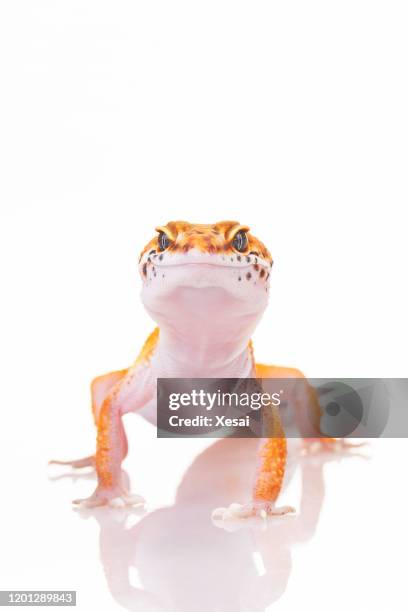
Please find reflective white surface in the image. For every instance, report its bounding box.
[1,411,407,611]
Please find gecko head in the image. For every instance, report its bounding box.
[138,220,273,326]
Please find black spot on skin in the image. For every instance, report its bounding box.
[260,268,265,278]
[149,249,156,255]
[254,264,259,272]
[238,276,241,281]
[266,272,270,281]
[237,255,241,262]
[246,256,251,263]
[246,272,252,280]
[255,257,258,264]
[231,257,234,262]
[142,263,147,276]
[159,254,164,261]
[147,257,151,263]
[162,274,165,278]
[249,251,259,256]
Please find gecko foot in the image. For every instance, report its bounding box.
[212,500,295,522]
[49,455,95,469]
[73,485,145,509]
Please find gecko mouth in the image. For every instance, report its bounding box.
[141,260,271,289]
[153,262,267,270]
[140,251,272,290]
[142,254,270,271]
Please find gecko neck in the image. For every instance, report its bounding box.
[152,325,255,378]
[144,285,266,378]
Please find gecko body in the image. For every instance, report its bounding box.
[53,220,316,518]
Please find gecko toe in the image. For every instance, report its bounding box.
[212,501,295,527]
[49,455,95,469]
[73,489,145,509]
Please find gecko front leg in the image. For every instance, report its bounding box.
[73,363,154,508]
[49,369,128,469]
[212,436,295,523]
[213,394,295,523]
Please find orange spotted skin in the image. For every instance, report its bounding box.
[95,380,128,489]
[134,327,160,366]
[253,364,290,503]
[253,438,287,502]
[91,370,127,425]
[139,220,273,264]
[96,400,115,488]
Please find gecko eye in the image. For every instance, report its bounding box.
[158,231,172,252]
[232,230,248,253]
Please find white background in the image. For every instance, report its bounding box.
[0,2,407,611]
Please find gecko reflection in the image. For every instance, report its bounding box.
[70,439,364,612]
